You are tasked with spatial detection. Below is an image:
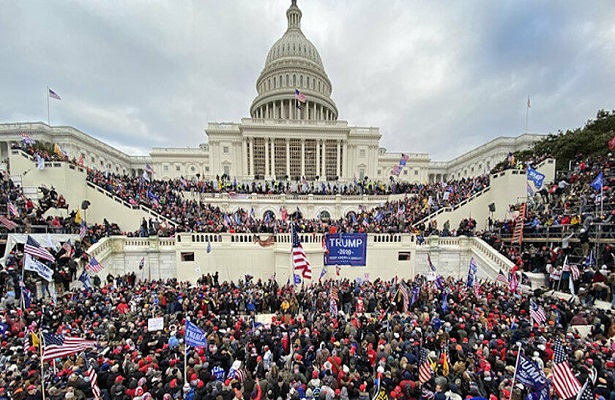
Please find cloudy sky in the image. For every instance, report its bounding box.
[1,1,614,161]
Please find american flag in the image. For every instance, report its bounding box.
[42,332,96,361]
[291,224,311,279]
[529,299,547,325]
[80,222,87,239]
[0,215,18,230]
[145,163,156,174]
[418,348,432,384]
[21,133,36,144]
[60,240,74,259]
[577,379,594,400]
[496,269,508,285]
[7,201,19,217]
[294,89,306,103]
[563,257,580,281]
[331,286,339,301]
[84,355,101,400]
[48,88,61,100]
[78,153,85,167]
[24,235,55,262]
[399,283,409,312]
[552,339,581,400]
[86,257,104,273]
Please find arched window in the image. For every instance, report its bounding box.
[300,75,303,87]
[274,77,277,88]
[286,75,289,86]
[293,75,296,86]
[306,76,310,88]
[280,75,283,87]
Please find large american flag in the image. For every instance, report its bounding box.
[42,333,96,361]
[24,235,55,262]
[86,257,104,273]
[418,348,433,384]
[0,215,18,230]
[291,225,311,279]
[552,339,581,400]
[399,283,409,312]
[529,299,547,325]
[294,89,306,103]
[84,356,101,400]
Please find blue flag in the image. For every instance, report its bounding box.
[185,320,208,348]
[319,267,327,280]
[515,353,550,400]
[294,274,302,284]
[467,258,478,287]
[410,286,420,306]
[79,270,91,290]
[434,276,445,291]
[591,172,604,191]
[441,291,448,313]
[527,166,546,189]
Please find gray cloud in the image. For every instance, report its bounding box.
[1,0,614,161]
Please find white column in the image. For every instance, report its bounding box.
[316,139,320,179]
[265,137,270,177]
[342,140,348,180]
[249,137,254,177]
[286,139,290,178]
[336,140,341,178]
[321,140,326,178]
[270,138,276,179]
[242,138,248,176]
[313,102,317,121]
[281,101,285,120]
[301,139,305,178]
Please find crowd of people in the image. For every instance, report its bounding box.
[2,269,615,400]
[85,167,490,237]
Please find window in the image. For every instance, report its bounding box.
[404,170,408,175]
[359,149,366,158]
[378,169,381,175]
[190,166,196,172]
[415,170,419,175]
[181,252,195,262]
[286,75,289,86]
[223,146,229,154]
[359,168,365,180]
[164,165,169,172]
[176,165,181,171]
[273,77,277,88]
[91,156,95,163]
[300,75,303,87]
[293,75,296,86]
[205,167,210,172]
[398,252,411,261]
[306,76,310,88]
[223,165,230,176]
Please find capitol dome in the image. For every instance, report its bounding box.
[250,0,338,121]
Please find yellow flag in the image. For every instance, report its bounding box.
[54,143,66,158]
[31,332,40,349]
[75,209,82,224]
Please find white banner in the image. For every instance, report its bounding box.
[23,254,53,282]
[147,317,164,332]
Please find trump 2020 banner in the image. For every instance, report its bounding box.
[324,233,367,266]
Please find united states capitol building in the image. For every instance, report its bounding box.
[0,1,552,284]
[0,0,541,185]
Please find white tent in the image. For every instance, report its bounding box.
[2,233,79,266]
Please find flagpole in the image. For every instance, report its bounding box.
[525,96,530,133]
[47,86,50,125]
[40,329,46,400]
[508,342,522,400]
[184,343,189,385]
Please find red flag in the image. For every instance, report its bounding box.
[609,135,615,150]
